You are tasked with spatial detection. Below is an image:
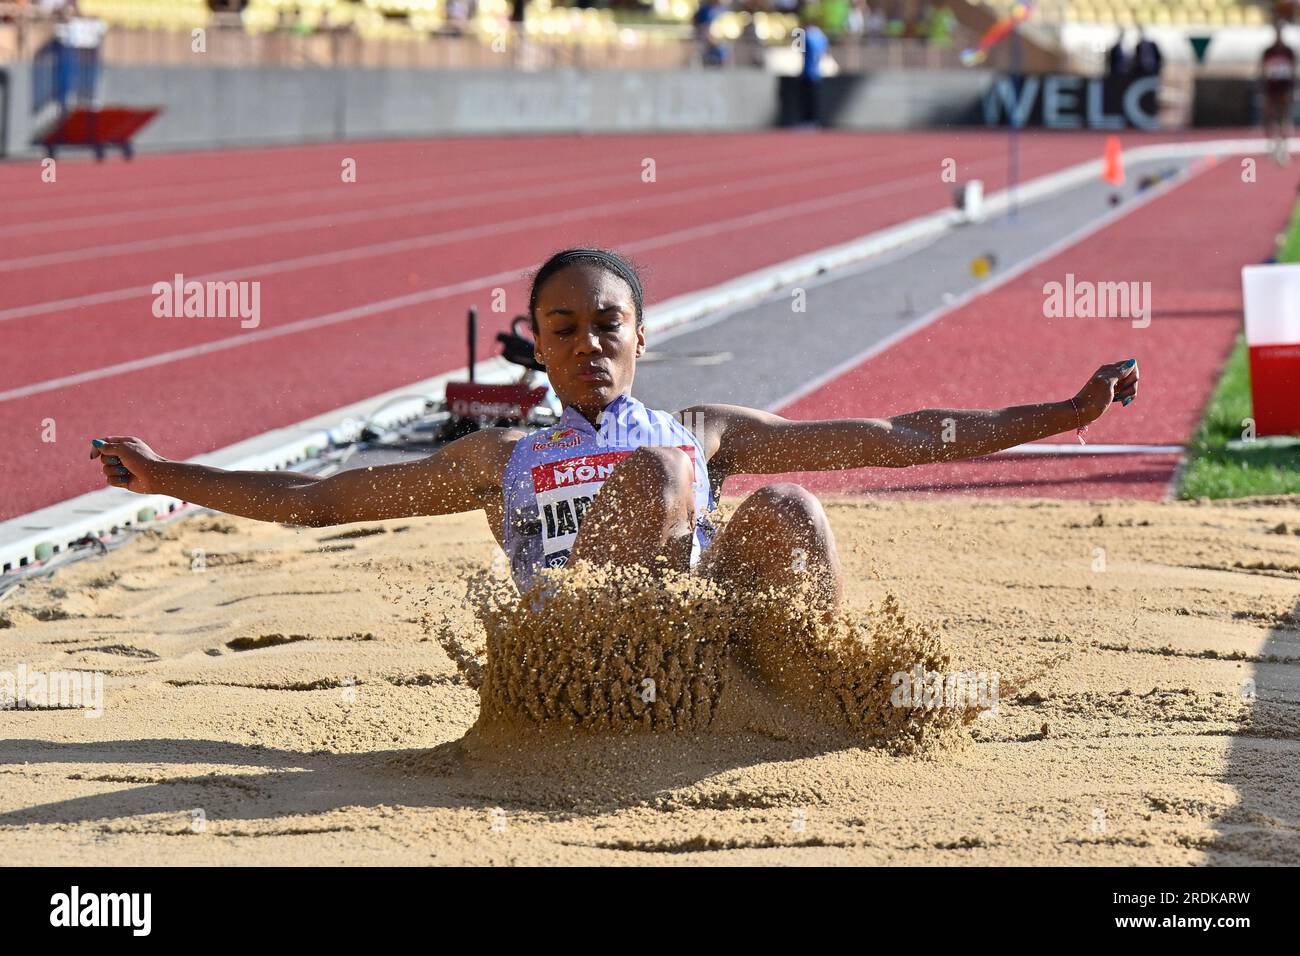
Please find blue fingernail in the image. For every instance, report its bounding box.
[91,438,106,447]
[1122,396,1133,406]
[1123,359,1136,368]
[106,456,120,465]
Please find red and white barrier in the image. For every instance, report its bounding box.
[1242,263,1300,437]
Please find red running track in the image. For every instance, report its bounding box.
[726,153,1300,501]
[0,129,1264,519]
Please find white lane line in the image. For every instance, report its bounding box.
[0,166,965,404]
[0,142,1050,325]
[0,135,783,224]
[1,169,677,272]
[0,135,876,251]
[998,443,1185,455]
[0,152,923,321]
[0,268,525,403]
[0,140,1253,403]
[1,171,506,242]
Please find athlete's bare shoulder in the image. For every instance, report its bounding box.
[450,426,528,485]
[461,425,529,449]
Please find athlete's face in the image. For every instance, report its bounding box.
[532,263,645,422]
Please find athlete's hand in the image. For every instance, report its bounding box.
[1071,359,1139,425]
[89,437,169,495]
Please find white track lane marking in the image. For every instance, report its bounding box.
[0,135,879,242]
[0,143,1060,325]
[0,164,1010,403]
[0,143,975,271]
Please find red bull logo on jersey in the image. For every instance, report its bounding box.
[533,426,581,450]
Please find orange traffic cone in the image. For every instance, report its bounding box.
[1102,135,1125,186]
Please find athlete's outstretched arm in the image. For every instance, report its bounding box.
[690,360,1138,475]
[88,428,519,526]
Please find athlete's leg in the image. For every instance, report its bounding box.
[569,446,696,572]
[697,482,843,614]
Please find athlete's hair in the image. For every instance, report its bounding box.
[528,248,645,330]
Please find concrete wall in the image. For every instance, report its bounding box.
[15,63,1253,157]
[0,64,36,157]
[96,66,778,151]
[102,66,343,148]
[0,63,1002,157]
[344,69,777,137]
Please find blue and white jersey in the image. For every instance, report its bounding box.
[500,393,716,591]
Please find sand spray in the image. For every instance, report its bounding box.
[416,559,978,754]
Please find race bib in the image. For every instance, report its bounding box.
[529,446,695,569]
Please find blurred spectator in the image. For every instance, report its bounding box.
[884,2,906,40]
[1106,28,1130,79]
[912,3,931,40]
[36,0,105,115]
[738,1,766,67]
[446,0,471,34]
[845,0,866,37]
[694,0,728,67]
[1132,25,1163,78]
[1261,16,1296,164]
[822,0,851,35]
[797,6,828,126]
[927,2,954,48]
[864,4,886,43]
